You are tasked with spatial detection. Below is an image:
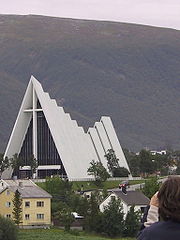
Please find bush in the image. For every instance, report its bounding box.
[0,215,17,240]
[113,167,130,177]
[68,229,80,236]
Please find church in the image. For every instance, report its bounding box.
[2,76,130,180]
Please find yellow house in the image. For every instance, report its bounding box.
[0,179,52,227]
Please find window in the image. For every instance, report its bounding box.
[25,214,30,220]
[25,201,30,207]
[37,201,44,207]
[5,202,11,207]
[6,214,11,218]
[37,214,44,220]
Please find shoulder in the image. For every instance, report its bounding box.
[137,222,160,240]
[137,221,180,240]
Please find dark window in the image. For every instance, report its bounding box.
[37,201,44,207]
[25,214,30,220]
[18,118,33,178]
[37,111,62,166]
[25,201,30,207]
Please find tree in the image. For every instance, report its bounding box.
[56,206,75,231]
[102,187,108,200]
[44,176,73,198]
[104,149,120,176]
[84,192,102,232]
[43,177,74,216]
[12,190,22,226]
[10,154,24,177]
[128,155,141,177]
[142,177,160,199]
[127,148,174,177]
[139,150,155,176]
[104,149,129,177]
[123,205,141,237]
[73,195,89,218]
[28,155,38,178]
[102,197,124,237]
[153,153,171,176]
[87,160,110,185]
[0,215,17,240]
[0,153,9,178]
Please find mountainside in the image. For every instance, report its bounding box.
[0,14,180,152]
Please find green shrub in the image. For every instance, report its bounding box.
[0,215,17,240]
[68,229,80,236]
[113,167,130,177]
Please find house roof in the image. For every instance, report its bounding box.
[1,179,52,199]
[112,190,150,206]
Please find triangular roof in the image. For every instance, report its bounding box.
[2,76,130,180]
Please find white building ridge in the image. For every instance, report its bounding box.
[2,76,130,180]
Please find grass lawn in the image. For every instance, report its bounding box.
[72,179,145,191]
[18,229,135,240]
[37,179,146,192]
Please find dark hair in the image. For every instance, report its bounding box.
[158,176,180,222]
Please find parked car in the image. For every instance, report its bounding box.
[71,212,84,219]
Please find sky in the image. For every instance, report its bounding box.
[0,0,180,30]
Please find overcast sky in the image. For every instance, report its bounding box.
[1,0,180,30]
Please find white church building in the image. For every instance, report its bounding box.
[2,76,130,180]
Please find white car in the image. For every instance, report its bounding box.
[71,212,84,219]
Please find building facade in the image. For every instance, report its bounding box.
[0,179,52,227]
[2,76,130,180]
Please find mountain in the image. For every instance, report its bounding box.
[0,14,180,152]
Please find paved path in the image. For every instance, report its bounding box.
[110,177,168,192]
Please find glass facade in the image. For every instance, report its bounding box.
[19,118,33,166]
[18,110,66,179]
[37,111,61,166]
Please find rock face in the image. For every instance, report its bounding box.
[0,14,180,152]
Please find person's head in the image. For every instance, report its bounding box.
[158,176,180,222]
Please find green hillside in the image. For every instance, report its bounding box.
[0,14,180,152]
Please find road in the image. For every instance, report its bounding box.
[110,177,168,192]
